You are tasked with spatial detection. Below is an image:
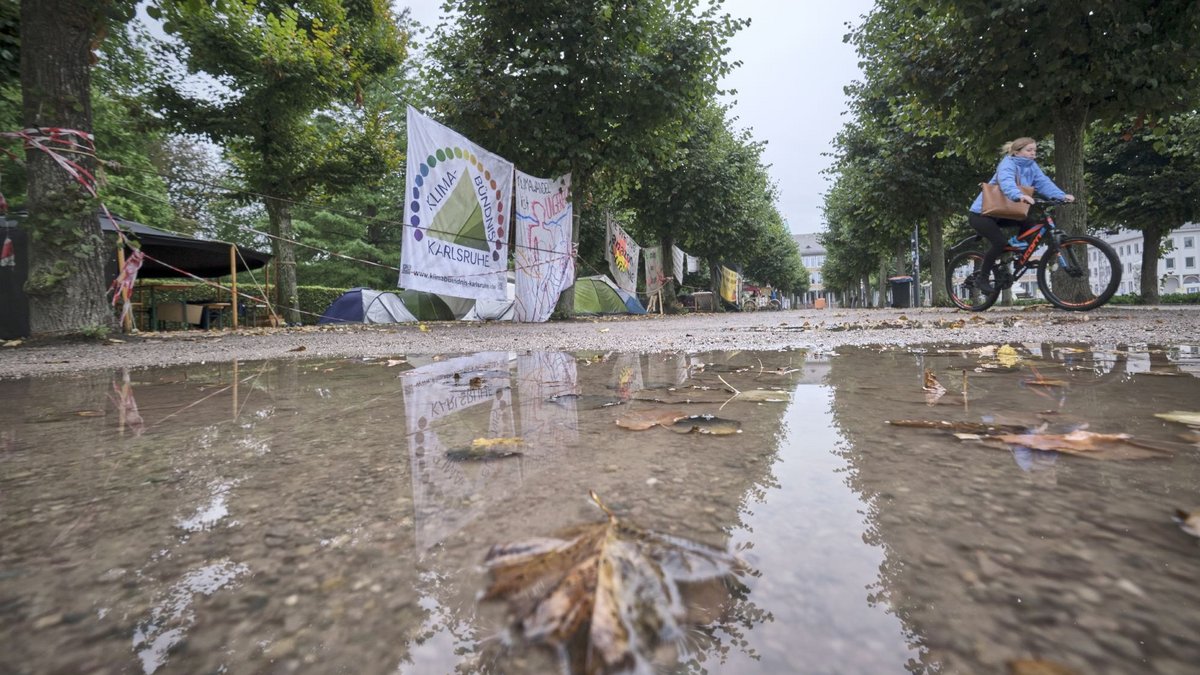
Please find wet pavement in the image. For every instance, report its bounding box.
[1,344,1198,674]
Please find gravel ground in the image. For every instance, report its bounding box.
[2,305,1199,379]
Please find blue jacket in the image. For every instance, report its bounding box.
[969,155,1066,213]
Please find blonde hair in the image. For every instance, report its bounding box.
[1002,137,1036,156]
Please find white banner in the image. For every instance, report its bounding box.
[513,171,575,322]
[400,106,513,301]
[671,244,686,285]
[605,218,640,293]
[643,243,665,293]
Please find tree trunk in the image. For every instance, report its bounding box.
[927,212,949,306]
[1053,105,1089,236]
[1051,104,1091,304]
[265,197,299,324]
[877,257,887,308]
[1140,222,1164,305]
[20,0,111,335]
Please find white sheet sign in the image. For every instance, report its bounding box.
[605,218,641,293]
[514,171,574,322]
[401,106,513,301]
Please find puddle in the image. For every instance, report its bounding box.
[1,345,1198,674]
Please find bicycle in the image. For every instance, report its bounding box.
[945,200,1122,312]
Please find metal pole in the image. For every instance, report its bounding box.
[912,225,921,307]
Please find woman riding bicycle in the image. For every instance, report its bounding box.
[968,137,1074,293]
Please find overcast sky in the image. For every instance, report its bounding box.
[401,0,877,234]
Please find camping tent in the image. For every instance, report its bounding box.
[319,288,459,324]
[572,275,647,315]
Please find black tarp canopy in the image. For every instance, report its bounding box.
[98,212,271,279]
[1,212,271,338]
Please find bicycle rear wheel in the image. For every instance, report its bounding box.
[1036,235,1121,311]
[946,249,1001,311]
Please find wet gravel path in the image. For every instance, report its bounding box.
[2,305,1198,379]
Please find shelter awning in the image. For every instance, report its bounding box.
[99,212,271,279]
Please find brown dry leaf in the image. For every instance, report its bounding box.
[1174,509,1200,539]
[74,410,105,417]
[991,430,1172,461]
[469,376,484,388]
[483,491,746,673]
[1023,378,1068,387]
[922,369,946,393]
[615,409,687,431]
[288,345,306,352]
[1008,659,1082,675]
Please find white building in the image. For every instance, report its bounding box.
[1101,222,1200,296]
[793,233,836,306]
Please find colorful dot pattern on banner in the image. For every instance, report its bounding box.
[410,146,507,259]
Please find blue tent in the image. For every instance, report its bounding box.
[319,288,422,324]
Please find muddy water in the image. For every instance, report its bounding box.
[1,346,1198,674]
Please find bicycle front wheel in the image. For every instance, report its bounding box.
[946,249,1001,311]
[1036,235,1121,311]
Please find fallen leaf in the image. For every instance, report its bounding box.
[922,369,946,394]
[667,414,742,435]
[996,344,1021,368]
[469,376,484,388]
[887,419,1028,435]
[288,345,306,352]
[74,410,104,417]
[2,339,23,348]
[1155,411,1200,428]
[1174,509,1200,538]
[733,389,792,402]
[472,437,524,448]
[445,445,523,462]
[615,409,687,430]
[385,359,407,367]
[599,328,610,333]
[418,323,429,332]
[1023,378,1068,387]
[482,491,747,673]
[991,430,1173,461]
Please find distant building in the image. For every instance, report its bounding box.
[793,233,836,306]
[1100,222,1200,296]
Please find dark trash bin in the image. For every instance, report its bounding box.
[888,275,913,308]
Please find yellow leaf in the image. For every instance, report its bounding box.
[1155,411,1200,428]
[996,344,1020,368]
[471,437,524,448]
[419,323,429,332]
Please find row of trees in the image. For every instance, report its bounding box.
[822,0,1200,306]
[6,0,808,334]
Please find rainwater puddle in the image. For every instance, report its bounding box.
[1,345,1199,674]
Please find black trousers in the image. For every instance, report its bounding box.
[968,211,1027,271]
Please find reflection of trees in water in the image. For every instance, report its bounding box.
[827,345,1200,674]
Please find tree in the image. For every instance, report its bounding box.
[17,0,137,335]
[849,0,1200,263]
[154,0,408,323]
[1087,112,1200,303]
[627,103,805,307]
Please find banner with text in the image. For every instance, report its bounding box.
[401,106,513,301]
[513,171,574,322]
[720,265,740,304]
[605,218,641,293]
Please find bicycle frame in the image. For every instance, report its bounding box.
[949,206,1065,291]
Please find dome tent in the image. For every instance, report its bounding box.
[572,275,646,315]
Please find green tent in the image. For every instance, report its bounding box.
[398,289,457,321]
[572,276,646,315]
